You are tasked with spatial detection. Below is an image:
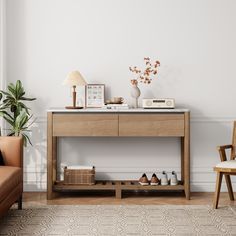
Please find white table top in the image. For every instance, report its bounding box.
[47,107,189,113]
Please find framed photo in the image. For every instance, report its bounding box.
[86,84,105,108]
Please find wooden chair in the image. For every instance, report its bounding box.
[213,121,236,209]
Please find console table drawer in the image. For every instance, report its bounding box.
[53,114,118,136]
[119,114,185,136]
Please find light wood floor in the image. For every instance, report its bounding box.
[23,191,236,207]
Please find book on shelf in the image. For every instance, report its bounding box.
[102,104,129,110]
[66,165,94,170]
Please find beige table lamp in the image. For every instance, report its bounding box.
[63,70,87,109]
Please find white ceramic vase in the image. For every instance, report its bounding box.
[130,83,141,108]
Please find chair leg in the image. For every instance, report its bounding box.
[213,172,223,209]
[225,174,234,201]
[18,195,22,210]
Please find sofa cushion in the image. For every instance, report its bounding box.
[0,150,4,165]
[0,166,22,203]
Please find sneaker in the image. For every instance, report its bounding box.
[170,171,178,185]
[139,173,149,185]
[161,171,168,185]
[150,173,160,185]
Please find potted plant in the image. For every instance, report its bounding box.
[0,80,36,146]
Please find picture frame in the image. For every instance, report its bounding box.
[85,84,105,108]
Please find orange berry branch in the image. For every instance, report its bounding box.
[129,57,160,84]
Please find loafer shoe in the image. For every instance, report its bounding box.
[150,173,160,185]
[139,173,149,185]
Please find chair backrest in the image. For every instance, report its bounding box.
[231,121,236,160]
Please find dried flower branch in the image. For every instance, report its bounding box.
[129,57,160,84]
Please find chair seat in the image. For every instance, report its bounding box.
[215,160,236,169]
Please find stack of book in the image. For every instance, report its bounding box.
[102,104,129,110]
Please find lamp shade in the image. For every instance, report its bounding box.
[63,71,87,86]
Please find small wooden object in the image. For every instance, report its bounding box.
[66,85,83,109]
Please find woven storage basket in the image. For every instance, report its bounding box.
[64,167,95,185]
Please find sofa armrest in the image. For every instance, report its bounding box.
[0,137,23,168]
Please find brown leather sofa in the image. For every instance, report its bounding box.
[0,137,23,218]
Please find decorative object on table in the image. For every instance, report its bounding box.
[130,79,141,108]
[106,97,124,104]
[63,70,87,109]
[129,57,160,108]
[86,84,105,108]
[142,98,175,109]
[0,80,36,146]
[63,165,95,185]
[102,103,129,110]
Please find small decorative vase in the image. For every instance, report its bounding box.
[130,80,141,108]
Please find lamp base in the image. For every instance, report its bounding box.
[65,106,84,109]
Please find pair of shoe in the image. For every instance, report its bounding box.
[138,173,160,186]
[161,171,178,186]
[139,171,178,186]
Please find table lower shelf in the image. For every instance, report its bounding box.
[53,180,184,198]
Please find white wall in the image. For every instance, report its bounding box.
[0,0,6,132]
[4,0,236,192]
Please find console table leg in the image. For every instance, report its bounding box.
[47,112,53,200]
[47,112,58,200]
[116,188,122,199]
[184,112,190,200]
[181,137,184,183]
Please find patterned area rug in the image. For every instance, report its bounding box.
[1,205,236,235]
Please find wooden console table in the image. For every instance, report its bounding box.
[47,108,190,200]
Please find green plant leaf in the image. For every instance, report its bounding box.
[18,102,30,115]
[15,80,22,99]
[3,115,14,126]
[18,86,25,98]
[10,105,17,112]
[5,96,15,102]
[20,97,36,101]
[0,90,11,96]
[8,84,16,97]
[0,111,14,120]
[22,133,33,146]
[3,99,11,103]
[26,117,36,128]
